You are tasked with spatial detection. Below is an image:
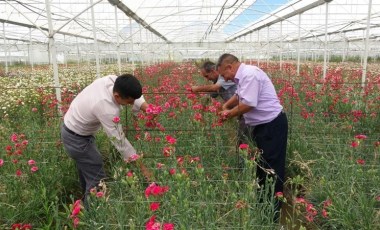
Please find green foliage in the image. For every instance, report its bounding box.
[0,62,379,229]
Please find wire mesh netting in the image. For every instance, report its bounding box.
[0,0,380,229]
[0,61,379,229]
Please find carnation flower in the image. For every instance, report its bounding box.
[112,116,120,123]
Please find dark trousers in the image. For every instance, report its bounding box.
[240,112,288,220]
[61,124,106,200]
[252,112,288,196]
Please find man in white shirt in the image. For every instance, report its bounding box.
[191,61,237,102]
[61,73,150,202]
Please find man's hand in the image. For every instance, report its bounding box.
[218,110,231,121]
[125,154,155,182]
[139,163,154,182]
[191,86,199,92]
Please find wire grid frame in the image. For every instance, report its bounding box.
[0,61,379,228]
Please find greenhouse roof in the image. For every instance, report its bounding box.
[1,0,379,45]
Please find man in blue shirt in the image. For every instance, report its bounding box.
[191,61,237,102]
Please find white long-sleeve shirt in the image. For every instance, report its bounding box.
[64,75,145,160]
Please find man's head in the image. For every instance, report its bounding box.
[113,74,142,106]
[200,61,219,83]
[217,53,240,81]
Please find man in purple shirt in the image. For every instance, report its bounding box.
[217,53,288,222]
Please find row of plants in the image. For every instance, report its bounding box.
[0,61,379,229]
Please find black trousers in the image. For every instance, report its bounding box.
[251,112,288,195]
[241,112,288,220]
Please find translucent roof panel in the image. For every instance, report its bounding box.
[1,0,292,44]
[0,0,379,46]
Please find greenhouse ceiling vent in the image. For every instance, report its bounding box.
[108,0,171,44]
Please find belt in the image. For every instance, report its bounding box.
[63,124,91,138]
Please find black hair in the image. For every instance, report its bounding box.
[217,53,239,67]
[201,61,216,73]
[113,74,142,99]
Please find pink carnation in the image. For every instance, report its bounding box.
[354,134,367,140]
[126,171,134,177]
[31,166,39,172]
[112,116,120,123]
[150,202,160,211]
[96,191,104,198]
[128,154,140,162]
[11,133,18,143]
[239,143,249,149]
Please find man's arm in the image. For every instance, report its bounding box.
[130,97,154,181]
[132,95,147,114]
[192,83,221,92]
[140,101,149,112]
[128,159,154,182]
[219,101,252,119]
[222,94,239,110]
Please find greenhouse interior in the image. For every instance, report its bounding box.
[0,0,379,229]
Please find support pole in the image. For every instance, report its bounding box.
[64,35,68,68]
[29,28,34,70]
[297,13,301,76]
[76,37,80,68]
[257,30,260,67]
[114,5,121,74]
[266,26,270,65]
[249,33,253,65]
[362,0,372,88]
[90,0,100,78]
[342,35,347,62]
[3,23,8,74]
[45,0,62,114]
[323,2,329,79]
[280,21,283,70]
[129,18,135,71]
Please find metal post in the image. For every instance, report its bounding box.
[297,13,301,76]
[114,5,121,74]
[3,23,8,74]
[45,0,62,113]
[342,35,347,62]
[129,18,135,71]
[257,30,260,67]
[139,24,143,66]
[280,20,283,70]
[64,35,68,68]
[362,0,372,88]
[323,2,329,79]
[90,0,100,78]
[29,27,34,70]
[146,30,151,65]
[266,26,269,65]
[76,37,80,68]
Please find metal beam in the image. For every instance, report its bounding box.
[108,0,171,44]
[227,0,331,42]
[286,24,380,42]
[0,19,111,44]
